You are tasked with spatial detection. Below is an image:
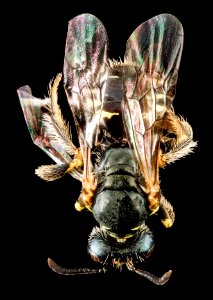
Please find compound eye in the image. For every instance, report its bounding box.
[135,232,155,258]
[88,230,111,263]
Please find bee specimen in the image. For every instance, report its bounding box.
[17,13,196,285]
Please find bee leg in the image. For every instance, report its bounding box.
[159,110,197,167]
[75,177,97,212]
[36,163,72,181]
[65,148,83,173]
[35,148,83,181]
[159,195,175,228]
[148,191,160,215]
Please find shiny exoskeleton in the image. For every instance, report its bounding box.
[89,145,154,264]
[17,13,197,285]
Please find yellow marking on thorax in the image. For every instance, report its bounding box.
[131,225,141,231]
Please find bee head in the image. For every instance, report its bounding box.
[87,225,154,265]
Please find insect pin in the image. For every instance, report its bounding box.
[17,13,197,285]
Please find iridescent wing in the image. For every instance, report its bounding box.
[63,14,109,181]
[17,86,71,164]
[123,14,183,211]
[17,81,82,182]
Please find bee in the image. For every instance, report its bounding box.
[17,13,197,285]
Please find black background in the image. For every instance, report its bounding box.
[6,0,210,297]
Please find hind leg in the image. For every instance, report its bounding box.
[159,194,175,228]
[158,110,197,167]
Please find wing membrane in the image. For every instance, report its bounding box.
[17,85,71,164]
[63,14,109,179]
[64,14,109,148]
[123,14,183,203]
